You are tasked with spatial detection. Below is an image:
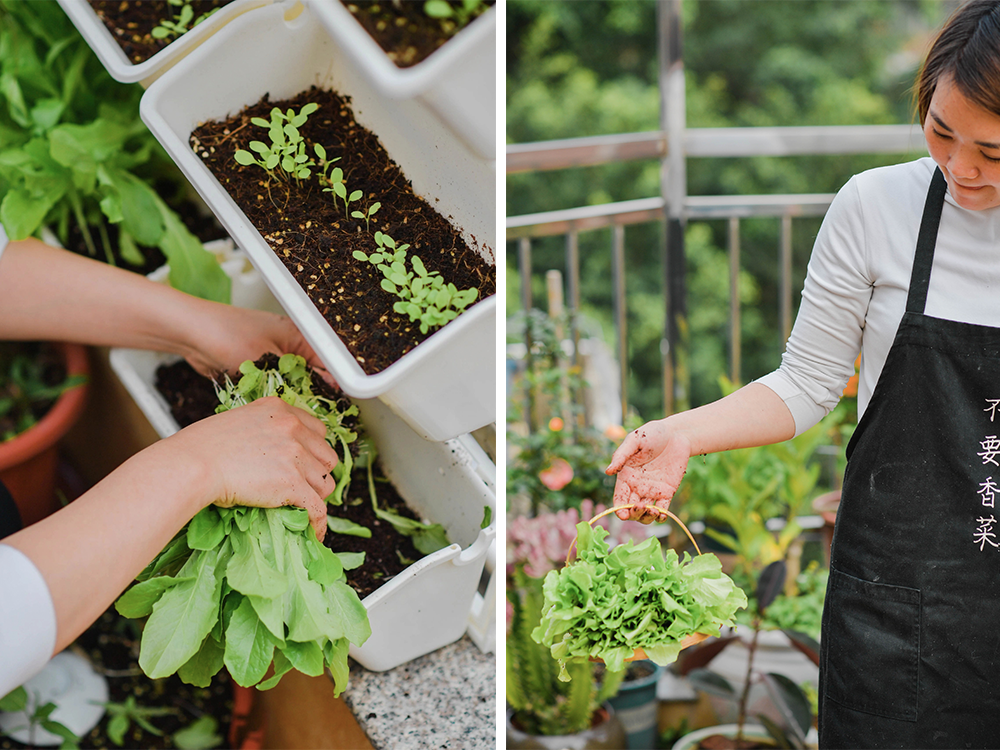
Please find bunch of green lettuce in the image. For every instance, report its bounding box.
[115,354,369,695]
[532,522,747,677]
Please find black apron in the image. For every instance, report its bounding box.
[0,478,21,540]
[819,168,1000,748]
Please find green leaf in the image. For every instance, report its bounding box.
[326,517,372,538]
[325,638,351,697]
[115,575,187,618]
[425,0,455,18]
[256,648,293,691]
[381,279,398,294]
[300,102,319,117]
[139,546,225,679]
[226,525,288,599]
[0,686,27,713]
[172,716,223,750]
[335,551,365,570]
[250,117,271,128]
[234,149,256,166]
[177,633,225,688]
[224,597,279,687]
[188,506,225,550]
[280,640,324,677]
[0,186,59,239]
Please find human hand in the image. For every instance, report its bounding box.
[163,397,337,541]
[605,421,692,524]
[183,304,334,385]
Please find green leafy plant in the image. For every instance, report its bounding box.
[318,161,362,217]
[171,715,223,750]
[351,199,380,231]
[234,103,319,182]
[353,231,479,334]
[0,0,230,303]
[507,563,625,736]
[532,522,747,676]
[0,685,80,750]
[0,342,86,441]
[151,0,219,41]
[101,696,177,747]
[424,0,489,28]
[115,354,369,695]
[687,561,818,749]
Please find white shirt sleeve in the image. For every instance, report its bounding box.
[757,174,871,435]
[0,223,8,261]
[0,544,57,697]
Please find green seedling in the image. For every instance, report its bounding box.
[352,232,479,334]
[234,103,319,182]
[424,0,489,28]
[318,159,362,217]
[351,201,380,231]
[172,715,223,750]
[0,686,80,750]
[102,696,178,747]
[151,0,219,41]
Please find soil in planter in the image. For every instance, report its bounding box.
[154,356,429,598]
[0,342,72,441]
[87,0,237,65]
[344,0,495,68]
[189,86,496,375]
[0,607,233,750]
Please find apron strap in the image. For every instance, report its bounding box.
[906,167,947,314]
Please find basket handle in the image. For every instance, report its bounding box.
[565,504,702,566]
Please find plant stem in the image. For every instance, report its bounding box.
[736,617,761,745]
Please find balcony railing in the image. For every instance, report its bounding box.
[506,124,928,418]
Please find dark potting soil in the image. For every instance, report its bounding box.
[154,356,425,599]
[87,0,237,65]
[189,86,496,375]
[344,0,494,68]
[0,608,233,750]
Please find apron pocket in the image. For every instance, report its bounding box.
[823,568,920,722]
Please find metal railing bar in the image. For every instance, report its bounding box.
[612,225,629,419]
[728,217,741,383]
[506,194,835,239]
[780,215,793,342]
[506,124,927,172]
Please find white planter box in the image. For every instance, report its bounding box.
[56,0,274,86]
[139,1,496,443]
[306,0,496,161]
[109,260,496,671]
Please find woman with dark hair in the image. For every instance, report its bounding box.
[607,1,1000,746]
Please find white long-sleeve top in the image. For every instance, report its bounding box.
[0,225,59,697]
[758,157,1000,436]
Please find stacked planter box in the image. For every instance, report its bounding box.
[63,0,497,672]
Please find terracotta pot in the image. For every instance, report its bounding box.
[506,703,628,749]
[811,490,841,566]
[0,342,90,528]
[229,682,266,749]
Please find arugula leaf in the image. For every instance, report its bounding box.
[326,516,371,538]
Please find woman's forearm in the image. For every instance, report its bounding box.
[0,238,212,356]
[3,438,210,654]
[664,382,797,457]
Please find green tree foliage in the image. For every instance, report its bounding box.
[507,0,949,415]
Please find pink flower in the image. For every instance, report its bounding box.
[539,458,574,491]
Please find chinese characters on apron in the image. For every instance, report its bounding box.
[820,168,1000,748]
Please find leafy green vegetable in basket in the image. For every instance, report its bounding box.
[531,522,747,677]
[115,354,369,695]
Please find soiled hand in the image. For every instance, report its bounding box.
[605,421,692,524]
[163,397,338,540]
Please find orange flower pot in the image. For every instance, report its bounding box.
[0,342,90,528]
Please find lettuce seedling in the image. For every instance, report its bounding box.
[532,522,747,677]
[151,0,219,41]
[353,232,479,334]
[234,103,320,182]
[115,354,369,696]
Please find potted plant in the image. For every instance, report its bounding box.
[0,0,230,302]
[0,341,89,529]
[506,506,627,750]
[308,0,496,160]
[679,561,818,750]
[605,659,663,750]
[56,0,272,85]
[138,0,496,442]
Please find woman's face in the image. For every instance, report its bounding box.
[925,75,1000,211]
